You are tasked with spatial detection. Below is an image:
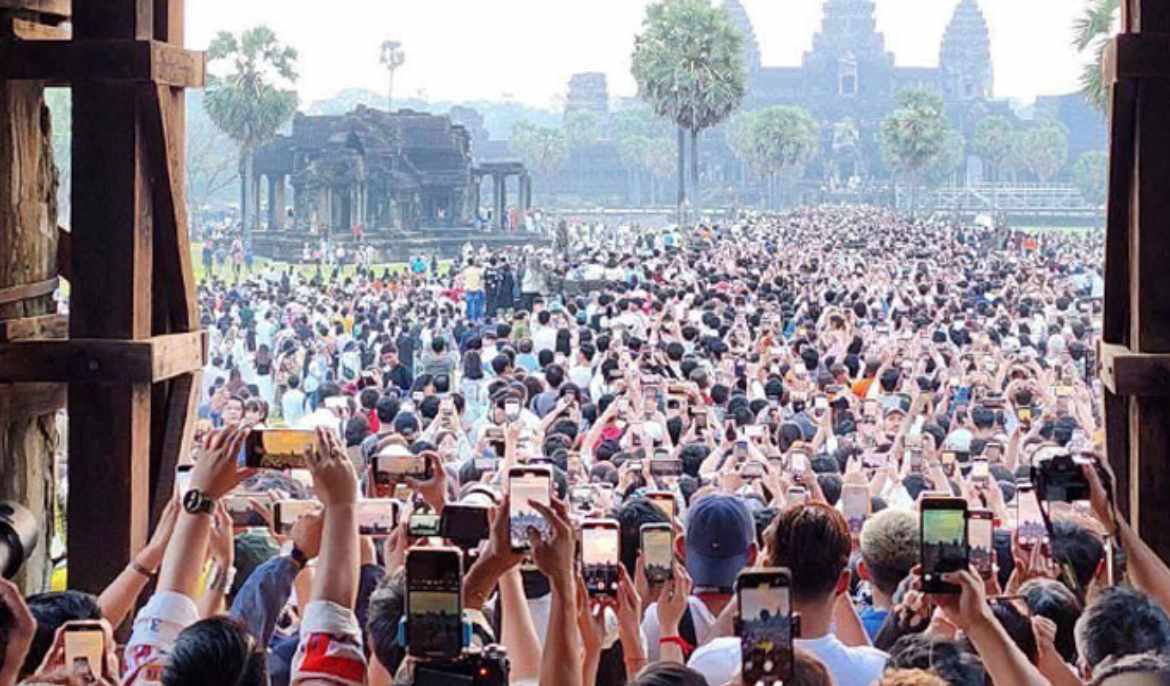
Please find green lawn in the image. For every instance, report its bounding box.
[191,243,452,283]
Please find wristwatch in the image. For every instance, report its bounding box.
[289,545,309,570]
[183,488,216,515]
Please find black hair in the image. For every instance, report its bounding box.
[1021,578,1083,664]
[1077,586,1170,668]
[22,591,102,677]
[163,616,266,686]
[615,497,670,577]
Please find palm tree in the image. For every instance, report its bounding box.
[618,135,650,206]
[1073,0,1120,112]
[879,90,949,214]
[379,40,405,112]
[631,0,747,220]
[204,26,298,242]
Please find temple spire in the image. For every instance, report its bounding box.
[722,0,761,77]
[940,0,993,99]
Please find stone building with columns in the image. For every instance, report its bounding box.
[254,105,503,233]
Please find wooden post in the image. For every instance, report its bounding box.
[0,8,63,589]
[1102,0,1170,560]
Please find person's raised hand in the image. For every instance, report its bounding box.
[1084,459,1116,529]
[929,567,993,633]
[190,426,254,499]
[656,561,693,636]
[615,565,644,645]
[482,496,524,572]
[575,576,606,656]
[306,427,357,506]
[526,497,575,592]
[0,577,35,684]
[1032,614,1060,665]
[138,496,181,571]
[290,507,324,559]
[208,503,235,566]
[406,451,447,514]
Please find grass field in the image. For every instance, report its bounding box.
[191,243,453,283]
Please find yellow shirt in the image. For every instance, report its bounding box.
[464,266,484,291]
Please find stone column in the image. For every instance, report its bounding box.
[272,175,286,230]
[497,174,508,231]
[266,175,276,229]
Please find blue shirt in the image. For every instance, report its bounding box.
[858,605,889,642]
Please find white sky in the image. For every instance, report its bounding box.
[186,0,1091,111]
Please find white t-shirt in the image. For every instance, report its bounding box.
[688,634,888,686]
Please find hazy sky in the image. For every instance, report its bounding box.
[187,0,1092,111]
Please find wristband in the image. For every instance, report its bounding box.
[659,635,693,655]
[129,559,157,580]
[289,546,309,570]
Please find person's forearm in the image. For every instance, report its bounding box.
[499,567,542,683]
[464,552,512,612]
[540,578,583,686]
[312,504,358,607]
[966,614,1049,686]
[98,557,155,627]
[1038,651,1085,686]
[158,513,213,598]
[1119,519,1170,613]
[582,650,601,686]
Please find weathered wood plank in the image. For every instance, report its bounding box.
[1101,343,1170,396]
[0,333,204,383]
[1102,79,1135,347]
[149,372,198,525]
[0,313,67,342]
[0,383,65,422]
[0,39,205,87]
[1,16,70,40]
[142,84,196,330]
[0,0,69,18]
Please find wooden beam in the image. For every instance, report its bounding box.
[141,84,196,330]
[0,383,64,423]
[56,226,69,282]
[149,372,198,525]
[0,39,206,87]
[0,313,67,342]
[2,16,71,40]
[0,0,69,18]
[0,333,204,383]
[1101,342,1170,396]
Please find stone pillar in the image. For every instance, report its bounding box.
[266,175,276,229]
[496,174,508,231]
[472,176,481,222]
[272,175,286,230]
[521,173,532,213]
[252,173,262,234]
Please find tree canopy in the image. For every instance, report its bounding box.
[1074,0,1119,112]
[730,106,819,178]
[1072,150,1108,205]
[879,89,949,179]
[511,122,569,178]
[971,115,1016,180]
[204,26,299,153]
[1018,121,1070,182]
[630,0,747,135]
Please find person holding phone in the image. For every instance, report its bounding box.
[688,503,887,686]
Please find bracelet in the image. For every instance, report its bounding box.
[289,546,309,570]
[659,635,693,654]
[129,559,157,580]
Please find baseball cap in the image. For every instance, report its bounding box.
[685,495,755,589]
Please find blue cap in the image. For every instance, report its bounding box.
[685,495,755,589]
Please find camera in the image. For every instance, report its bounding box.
[1031,452,1108,503]
[0,501,39,579]
[413,645,510,686]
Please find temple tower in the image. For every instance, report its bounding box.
[939,0,994,100]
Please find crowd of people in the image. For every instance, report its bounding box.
[5,205,1168,686]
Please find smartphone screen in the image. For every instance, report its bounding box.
[64,623,105,679]
[408,512,442,538]
[921,499,968,593]
[642,524,674,583]
[582,520,620,596]
[968,510,995,579]
[1016,485,1047,547]
[225,493,270,528]
[646,491,675,521]
[175,466,193,497]
[842,484,869,534]
[244,430,317,469]
[378,453,430,480]
[650,458,683,479]
[274,499,319,535]
[509,467,551,550]
[790,453,807,473]
[738,569,793,685]
[972,458,990,485]
[406,548,463,659]
[357,499,398,536]
[439,505,491,544]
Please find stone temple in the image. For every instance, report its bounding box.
[730,0,994,125]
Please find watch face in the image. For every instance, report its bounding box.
[183,489,208,514]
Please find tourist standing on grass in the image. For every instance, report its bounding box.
[463,257,485,321]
